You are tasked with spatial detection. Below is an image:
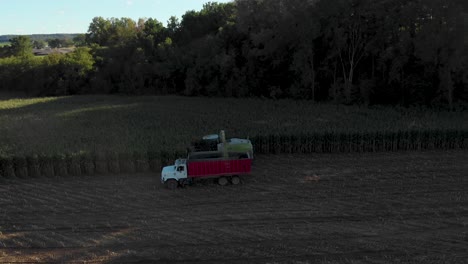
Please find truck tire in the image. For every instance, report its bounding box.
[231,176,240,185]
[166,179,178,190]
[218,177,228,186]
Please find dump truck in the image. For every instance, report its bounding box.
[161,130,253,189]
[161,151,252,189]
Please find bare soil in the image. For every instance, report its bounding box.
[1,151,467,263]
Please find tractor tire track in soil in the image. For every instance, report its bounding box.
[1,150,467,263]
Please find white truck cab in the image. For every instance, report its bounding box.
[161,159,188,184]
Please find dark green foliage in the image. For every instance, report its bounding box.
[1,128,465,178]
[1,1,467,106]
[26,156,40,178]
[9,36,33,58]
[0,47,94,96]
[0,157,15,178]
[159,150,172,168]
[81,154,95,176]
[86,17,113,46]
[67,155,82,177]
[32,40,46,49]
[13,157,27,178]
[53,155,68,177]
[251,130,467,155]
[94,152,108,175]
[73,34,87,47]
[13,157,28,178]
[107,152,120,174]
[118,153,135,174]
[147,151,161,172]
[0,34,79,43]
[47,38,73,48]
[39,155,55,177]
[134,152,149,173]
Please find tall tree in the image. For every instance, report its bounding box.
[321,0,379,104]
[86,17,112,46]
[109,17,138,46]
[412,0,467,108]
[10,36,33,58]
[73,34,87,47]
[32,40,46,49]
[166,16,180,39]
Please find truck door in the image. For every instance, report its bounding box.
[175,165,187,179]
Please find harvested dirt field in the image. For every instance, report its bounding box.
[1,151,467,263]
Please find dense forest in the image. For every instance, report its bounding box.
[0,0,467,107]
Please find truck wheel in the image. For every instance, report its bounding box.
[166,179,178,190]
[218,177,228,186]
[231,176,240,185]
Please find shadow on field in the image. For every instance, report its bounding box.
[0,91,29,100]
[0,95,147,155]
[0,95,140,114]
[0,95,195,178]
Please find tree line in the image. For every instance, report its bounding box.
[0,0,467,107]
[0,34,81,49]
[0,34,79,42]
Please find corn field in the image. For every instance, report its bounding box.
[251,130,467,154]
[0,95,467,178]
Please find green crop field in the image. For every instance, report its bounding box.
[0,42,9,47]
[0,95,467,178]
[1,95,467,157]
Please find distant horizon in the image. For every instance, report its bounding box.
[0,0,232,35]
[0,33,82,37]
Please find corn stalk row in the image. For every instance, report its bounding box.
[0,129,466,178]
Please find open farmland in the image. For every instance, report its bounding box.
[0,95,467,159]
[0,150,467,263]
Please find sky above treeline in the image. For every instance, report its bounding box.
[0,0,232,35]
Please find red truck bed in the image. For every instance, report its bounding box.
[187,158,252,178]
